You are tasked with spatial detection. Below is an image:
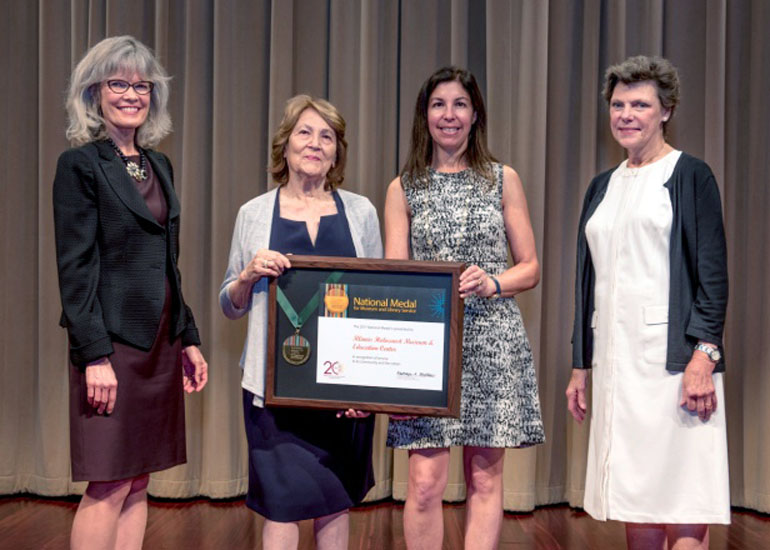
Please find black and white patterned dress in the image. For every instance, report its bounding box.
[386,163,545,449]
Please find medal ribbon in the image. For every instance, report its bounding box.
[276,271,344,330]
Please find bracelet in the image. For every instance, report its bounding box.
[489,276,501,299]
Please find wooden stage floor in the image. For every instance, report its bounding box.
[0,495,768,549]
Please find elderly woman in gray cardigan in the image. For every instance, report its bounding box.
[220,95,381,550]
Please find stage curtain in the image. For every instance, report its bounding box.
[1,0,768,513]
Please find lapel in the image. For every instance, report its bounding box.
[95,140,181,227]
[95,140,162,228]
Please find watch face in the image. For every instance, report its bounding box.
[697,344,720,362]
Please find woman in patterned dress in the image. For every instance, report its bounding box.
[566,56,729,550]
[385,66,545,550]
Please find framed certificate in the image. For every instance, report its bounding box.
[265,256,464,417]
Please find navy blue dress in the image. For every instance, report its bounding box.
[242,190,376,522]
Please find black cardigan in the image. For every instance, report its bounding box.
[53,140,200,367]
[572,152,728,373]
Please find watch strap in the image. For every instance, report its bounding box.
[694,342,720,362]
[489,276,501,299]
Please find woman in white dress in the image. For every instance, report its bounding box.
[565,55,729,550]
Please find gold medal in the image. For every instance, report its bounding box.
[281,332,311,366]
[276,272,344,367]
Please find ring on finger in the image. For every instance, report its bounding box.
[261,259,269,268]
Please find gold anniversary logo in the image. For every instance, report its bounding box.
[324,285,349,314]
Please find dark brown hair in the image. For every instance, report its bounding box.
[401,66,496,182]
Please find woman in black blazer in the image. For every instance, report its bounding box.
[53,36,207,550]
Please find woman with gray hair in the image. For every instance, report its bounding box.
[566,55,729,549]
[220,94,381,549]
[53,35,208,549]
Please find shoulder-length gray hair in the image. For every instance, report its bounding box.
[65,35,172,147]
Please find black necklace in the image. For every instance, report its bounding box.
[106,137,147,181]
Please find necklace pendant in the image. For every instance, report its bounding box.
[125,161,147,181]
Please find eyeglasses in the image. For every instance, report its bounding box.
[105,79,154,95]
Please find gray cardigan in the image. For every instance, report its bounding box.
[219,188,383,406]
[572,153,728,373]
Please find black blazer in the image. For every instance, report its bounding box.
[53,140,200,367]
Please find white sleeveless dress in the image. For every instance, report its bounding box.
[583,150,730,524]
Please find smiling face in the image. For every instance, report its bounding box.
[284,108,337,183]
[427,80,477,156]
[99,71,151,138]
[609,80,670,157]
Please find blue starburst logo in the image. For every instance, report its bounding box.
[429,292,446,319]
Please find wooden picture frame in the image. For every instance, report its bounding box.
[265,256,464,417]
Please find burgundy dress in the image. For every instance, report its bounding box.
[69,156,186,482]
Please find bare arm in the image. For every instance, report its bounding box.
[384,177,411,260]
[498,165,540,294]
[459,165,540,297]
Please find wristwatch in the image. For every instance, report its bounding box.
[488,276,501,300]
[694,342,721,362]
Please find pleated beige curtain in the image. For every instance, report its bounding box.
[2,0,768,514]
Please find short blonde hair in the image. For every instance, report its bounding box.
[65,35,172,147]
[270,95,347,190]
